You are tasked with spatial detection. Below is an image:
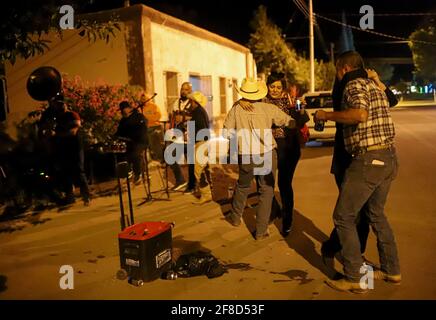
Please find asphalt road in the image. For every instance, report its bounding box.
[0,105,435,300]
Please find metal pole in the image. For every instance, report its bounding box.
[330,42,335,63]
[309,0,315,93]
[115,155,126,231]
[126,173,134,226]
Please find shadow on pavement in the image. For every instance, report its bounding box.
[278,210,333,279]
[0,205,29,222]
[270,269,314,285]
[0,210,53,234]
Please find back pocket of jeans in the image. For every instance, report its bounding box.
[363,159,387,185]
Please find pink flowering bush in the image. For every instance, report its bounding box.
[62,75,145,145]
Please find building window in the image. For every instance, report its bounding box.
[165,72,178,114]
[219,77,227,114]
[189,74,201,91]
[232,78,238,103]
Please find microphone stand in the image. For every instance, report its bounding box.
[137,119,170,206]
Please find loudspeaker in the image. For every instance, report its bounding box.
[26,66,62,101]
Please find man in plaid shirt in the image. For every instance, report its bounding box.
[315,51,401,293]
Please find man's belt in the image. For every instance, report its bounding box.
[353,144,392,157]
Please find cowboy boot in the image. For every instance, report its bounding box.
[192,186,212,205]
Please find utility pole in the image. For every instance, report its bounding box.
[330,42,335,63]
[309,0,315,93]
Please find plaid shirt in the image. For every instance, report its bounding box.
[342,78,395,155]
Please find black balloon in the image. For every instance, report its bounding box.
[26,66,62,101]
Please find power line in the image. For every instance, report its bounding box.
[356,41,410,45]
[322,12,436,17]
[314,12,436,46]
[285,36,309,40]
[293,0,309,19]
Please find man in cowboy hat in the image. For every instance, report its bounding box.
[223,78,296,240]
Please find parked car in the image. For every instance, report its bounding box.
[302,91,336,140]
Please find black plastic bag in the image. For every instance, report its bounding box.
[173,251,227,279]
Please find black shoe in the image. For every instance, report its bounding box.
[183,187,195,195]
[282,222,292,237]
[282,212,293,236]
[281,227,292,237]
[172,181,187,191]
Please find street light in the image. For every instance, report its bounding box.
[309,0,315,93]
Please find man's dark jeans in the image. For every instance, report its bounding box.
[333,148,400,282]
[55,135,90,201]
[126,144,147,182]
[230,150,277,237]
[324,146,370,255]
[276,136,301,231]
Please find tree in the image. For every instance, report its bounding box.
[248,6,335,92]
[248,6,299,83]
[316,60,336,91]
[0,0,121,65]
[366,62,394,83]
[409,26,436,83]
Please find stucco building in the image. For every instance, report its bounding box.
[3,4,256,136]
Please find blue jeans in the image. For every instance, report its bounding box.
[230,150,277,237]
[333,147,400,282]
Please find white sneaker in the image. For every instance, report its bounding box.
[172,182,187,191]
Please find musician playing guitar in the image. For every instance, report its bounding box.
[167,82,195,192]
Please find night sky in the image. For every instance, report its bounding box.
[60,0,436,82]
[89,0,435,51]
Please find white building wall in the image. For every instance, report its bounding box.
[4,24,129,136]
[3,13,251,136]
[150,22,246,124]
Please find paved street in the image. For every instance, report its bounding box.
[1,104,436,300]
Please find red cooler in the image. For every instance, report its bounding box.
[118,221,173,282]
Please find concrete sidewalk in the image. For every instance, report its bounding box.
[0,161,430,300]
[396,99,436,108]
[1,107,436,299]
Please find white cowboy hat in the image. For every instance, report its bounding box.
[188,91,208,107]
[236,78,268,101]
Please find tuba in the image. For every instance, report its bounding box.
[26,66,62,101]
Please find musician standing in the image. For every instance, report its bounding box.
[48,94,91,206]
[168,82,196,192]
[138,93,163,163]
[115,101,149,185]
